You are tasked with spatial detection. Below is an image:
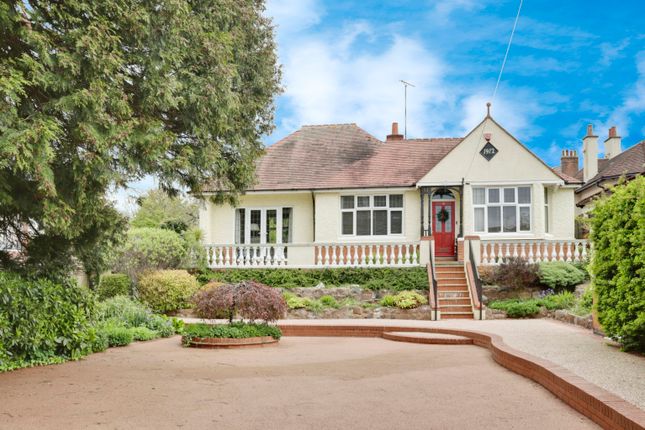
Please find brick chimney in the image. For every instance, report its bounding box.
[386,122,404,142]
[604,126,622,159]
[582,124,598,182]
[560,149,579,178]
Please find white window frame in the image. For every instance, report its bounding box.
[544,187,550,234]
[340,194,404,238]
[235,207,292,244]
[473,186,532,234]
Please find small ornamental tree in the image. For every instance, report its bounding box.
[192,281,286,323]
[590,176,645,352]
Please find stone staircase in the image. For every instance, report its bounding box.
[435,260,474,320]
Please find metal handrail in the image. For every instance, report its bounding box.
[468,241,483,320]
[428,242,438,321]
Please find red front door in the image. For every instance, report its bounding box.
[432,201,455,257]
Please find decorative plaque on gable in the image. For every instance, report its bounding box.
[480,142,498,161]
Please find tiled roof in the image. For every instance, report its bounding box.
[551,168,582,184]
[577,141,645,192]
[208,123,462,191]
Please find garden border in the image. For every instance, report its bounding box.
[277,323,645,430]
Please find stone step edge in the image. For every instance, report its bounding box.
[382,331,473,345]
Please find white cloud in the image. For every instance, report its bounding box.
[265,0,324,34]
[599,38,630,67]
[459,88,567,140]
[430,0,484,19]
[276,24,453,139]
[601,51,645,139]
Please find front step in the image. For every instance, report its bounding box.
[429,262,476,320]
[441,313,474,320]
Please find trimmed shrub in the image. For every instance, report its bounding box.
[590,176,645,352]
[138,270,200,313]
[129,327,157,341]
[489,292,579,318]
[182,322,282,344]
[192,281,286,322]
[319,295,339,308]
[97,273,131,300]
[197,267,428,291]
[0,271,95,365]
[96,295,175,336]
[111,228,188,279]
[492,257,539,289]
[103,325,134,347]
[380,291,428,309]
[89,328,109,353]
[538,262,587,292]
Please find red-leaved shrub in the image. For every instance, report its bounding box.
[192,281,286,323]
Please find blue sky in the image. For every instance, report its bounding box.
[266,0,645,164]
[113,0,644,212]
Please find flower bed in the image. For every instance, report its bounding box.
[182,322,282,349]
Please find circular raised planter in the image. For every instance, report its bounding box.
[184,336,279,349]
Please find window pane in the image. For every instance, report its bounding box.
[250,210,261,243]
[356,211,371,235]
[474,208,485,232]
[342,212,354,235]
[544,206,549,233]
[390,211,402,234]
[487,207,501,232]
[473,188,485,204]
[488,188,500,203]
[389,194,403,208]
[504,188,515,203]
[266,210,277,243]
[543,187,548,204]
[357,196,370,208]
[373,210,387,235]
[444,206,452,232]
[236,209,245,244]
[341,196,354,209]
[520,207,531,231]
[518,187,531,204]
[282,208,292,243]
[503,206,516,232]
[374,195,387,207]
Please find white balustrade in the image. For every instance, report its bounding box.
[479,239,590,265]
[205,244,289,268]
[315,242,420,267]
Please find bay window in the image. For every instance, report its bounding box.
[473,186,531,233]
[235,207,292,244]
[341,194,403,236]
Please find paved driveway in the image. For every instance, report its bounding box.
[0,336,597,429]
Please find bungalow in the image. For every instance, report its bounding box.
[198,108,593,319]
[198,108,588,269]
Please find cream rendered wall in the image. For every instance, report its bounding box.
[314,189,420,243]
[550,187,576,239]
[419,118,571,239]
[199,192,314,244]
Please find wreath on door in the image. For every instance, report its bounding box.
[436,207,450,223]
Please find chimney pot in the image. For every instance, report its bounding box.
[386,121,404,142]
[560,148,579,178]
[604,125,622,159]
[586,124,594,136]
[608,126,616,138]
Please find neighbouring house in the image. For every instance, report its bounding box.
[198,109,591,319]
[556,125,644,237]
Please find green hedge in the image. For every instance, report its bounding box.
[488,292,576,318]
[197,267,428,291]
[0,272,95,369]
[590,176,645,352]
[182,322,281,345]
[97,273,131,300]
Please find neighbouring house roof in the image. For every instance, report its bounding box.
[576,141,645,193]
[551,168,583,184]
